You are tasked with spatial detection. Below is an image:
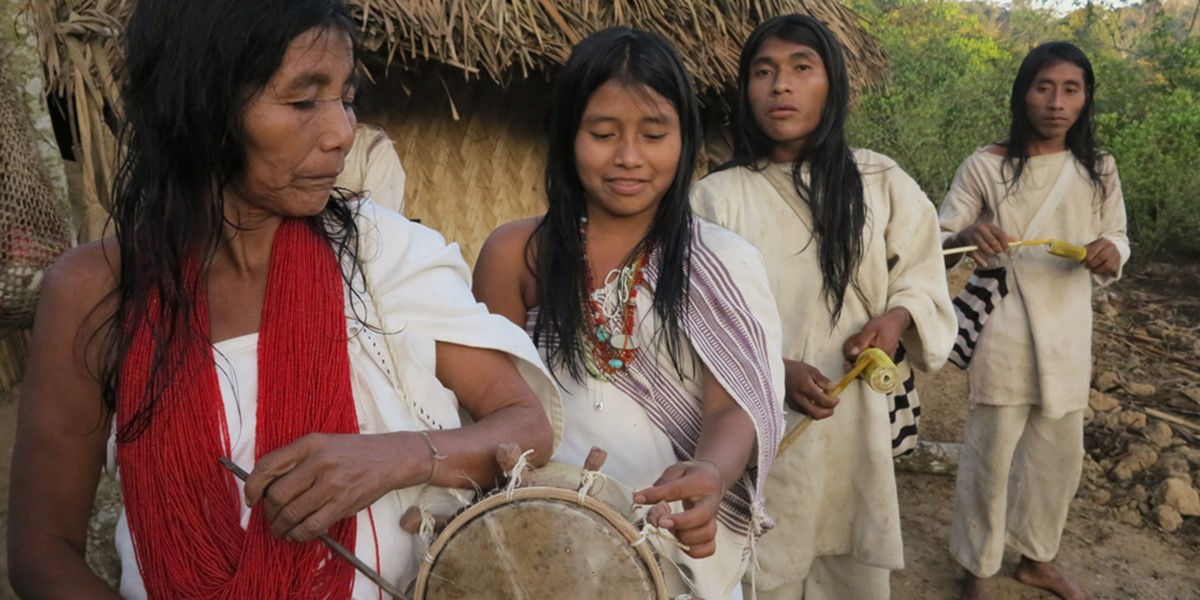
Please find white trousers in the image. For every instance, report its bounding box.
[745,554,890,600]
[950,404,1084,578]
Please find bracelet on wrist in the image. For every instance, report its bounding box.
[417,430,447,485]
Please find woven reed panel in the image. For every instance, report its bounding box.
[362,67,552,267]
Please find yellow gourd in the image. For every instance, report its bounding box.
[943,238,1088,263]
[777,347,900,456]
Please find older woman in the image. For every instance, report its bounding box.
[6,1,558,598]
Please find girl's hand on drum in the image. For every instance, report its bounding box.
[244,432,423,542]
[633,461,722,558]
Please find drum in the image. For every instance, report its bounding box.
[411,447,668,599]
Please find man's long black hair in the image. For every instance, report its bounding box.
[720,13,865,323]
[1002,41,1107,198]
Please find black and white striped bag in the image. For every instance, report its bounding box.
[890,343,920,457]
[948,268,1010,369]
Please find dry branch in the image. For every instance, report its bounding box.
[1144,407,1200,434]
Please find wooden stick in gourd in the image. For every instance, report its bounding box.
[775,348,900,457]
[942,238,1087,263]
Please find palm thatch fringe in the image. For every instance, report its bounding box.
[349,0,886,93]
[31,0,886,242]
[30,0,125,241]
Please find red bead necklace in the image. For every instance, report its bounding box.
[580,223,647,380]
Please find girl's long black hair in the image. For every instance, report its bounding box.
[720,13,865,323]
[531,27,702,383]
[1002,41,1107,197]
[103,0,362,440]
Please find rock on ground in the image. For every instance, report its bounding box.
[1094,370,1121,392]
[1145,421,1174,448]
[1088,389,1121,413]
[1124,382,1157,397]
[1159,477,1200,517]
[1111,444,1158,481]
[1154,505,1184,532]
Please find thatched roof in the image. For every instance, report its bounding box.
[34,0,886,99]
[31,0,886,240]
[351,0,886,92]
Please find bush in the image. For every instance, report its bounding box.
[1101,87,1200,256]
[847,0,1200,258]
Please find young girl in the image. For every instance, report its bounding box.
[691,14,956,598]
[941,41,1128,600]
[473,27,785,599]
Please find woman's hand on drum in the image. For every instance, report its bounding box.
[244,431,428,542]
[633,461,723,558]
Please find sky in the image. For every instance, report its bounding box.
[972,0,1139,16]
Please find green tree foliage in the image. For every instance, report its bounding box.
[848,0,1200,257]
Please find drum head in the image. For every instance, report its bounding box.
[415,487,666,599]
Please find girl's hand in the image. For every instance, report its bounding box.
[633,460,724,558]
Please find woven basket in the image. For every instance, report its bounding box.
[0,59,72,329]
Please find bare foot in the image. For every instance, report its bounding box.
[1014,556,1095,600]
[961,572,994,600]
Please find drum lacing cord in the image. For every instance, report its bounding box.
[576,468,601,504]
[503,449,536,499]
[632,522,689,552]
[417,507,438,564]
[412,485,469,565]
[631,522,705,599]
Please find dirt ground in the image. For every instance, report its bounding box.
[1,262,1198,599]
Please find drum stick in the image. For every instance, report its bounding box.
[775,349,898,457]
[218,457,407,600]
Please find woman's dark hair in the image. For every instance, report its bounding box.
[531,27,701,383]
[1002,41,1106,194]
[720,13,864,323]
[103,0,361,439]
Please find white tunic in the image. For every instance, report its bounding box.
[114,328,424,599]
[533,220,786,599]
[337,123,407,214]
[108,201,563,598]
[691,149,956,586]
[938,149,1129,416]
[541,297,751,600]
